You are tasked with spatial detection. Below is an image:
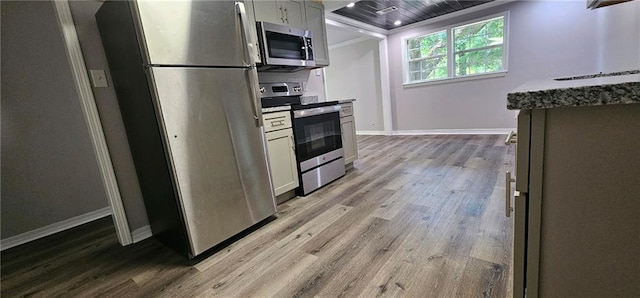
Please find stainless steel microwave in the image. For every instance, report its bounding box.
[256,21,315,71]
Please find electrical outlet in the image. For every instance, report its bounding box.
[90,69,108,88]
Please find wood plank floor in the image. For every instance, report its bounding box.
[1,135,515,297]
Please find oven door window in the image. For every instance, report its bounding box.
[266,31,304,60]
[294,112,342,162]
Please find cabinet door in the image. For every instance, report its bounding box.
[305,1,329,66]
[266,128,299,196]
[253,0,284,24]
[280,0,306,29]
[512,192,527,298]
[340,116,358,164]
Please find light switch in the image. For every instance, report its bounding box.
[90,69,108,88]
[315,69,322,76]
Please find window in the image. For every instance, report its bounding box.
[407,30,447,82]
[404,13,507,85]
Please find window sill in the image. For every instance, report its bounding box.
[403,71,508,88]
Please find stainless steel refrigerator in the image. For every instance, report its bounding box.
[96,0,276,258]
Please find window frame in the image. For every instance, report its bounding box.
[406,30,449,82]
[402,11,509,87]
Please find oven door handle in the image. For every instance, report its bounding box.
[293,106,341,118]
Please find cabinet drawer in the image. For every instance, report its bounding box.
[339,102,353,117]
[263,111,292,132]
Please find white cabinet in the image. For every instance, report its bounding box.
[253,0,306,29]
[263,111,299,197]
[339,102,358,165]
[304,1,329,67]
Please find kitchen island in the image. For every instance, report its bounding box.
[507,70,639,109]
[506,70,640,298]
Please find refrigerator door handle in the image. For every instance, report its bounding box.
[236,2,262,127]
[246,68,263,127]
[236,2,258,66]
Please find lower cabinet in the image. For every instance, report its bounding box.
[263,112,299,196]
[339,102,358,165]
[509,104,640,297]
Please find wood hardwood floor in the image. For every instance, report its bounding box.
[1,135,515,297]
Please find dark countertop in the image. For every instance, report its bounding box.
[507,70,640,110]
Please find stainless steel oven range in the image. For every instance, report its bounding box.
[291,103,345,195]
[259,82,345,196]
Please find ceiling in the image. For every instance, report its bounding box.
[332,0,495,30]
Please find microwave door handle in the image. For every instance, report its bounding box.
[303,37,309,61]
[235,2,257,66]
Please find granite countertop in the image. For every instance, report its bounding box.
[507,70,640,110]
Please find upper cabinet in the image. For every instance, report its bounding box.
[305,1,330,67]
[587,0,632,9]
[253,0,307,29]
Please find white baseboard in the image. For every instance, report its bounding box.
[0,207,112,251]
[392,128,515,135]
[131,225,153,243]
[356,130,386,135]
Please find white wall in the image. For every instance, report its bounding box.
[305,69,327,103]
[326,39,385,132]
[1,1,109,239]
[386,0,629,131]
[595,1,640,71]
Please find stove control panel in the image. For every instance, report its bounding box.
[258,82,304,98]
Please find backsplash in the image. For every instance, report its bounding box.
[300,96,319,104]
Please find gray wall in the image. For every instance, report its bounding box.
[324,1,639,132]
[68,1,149,231]
[595,1,640,71]
[326,39,385,132]
[385,0,639,131]
[305,69,327,103]
[1,1,109,239]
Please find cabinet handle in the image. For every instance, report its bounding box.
[504,131,517,145]
[283,7,288,23]
[270,120,285,127]
[505,171,516,217]
[279,6,284,22]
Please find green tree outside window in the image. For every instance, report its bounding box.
[405,15,506,84]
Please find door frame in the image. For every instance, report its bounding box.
[53,0,132,245]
